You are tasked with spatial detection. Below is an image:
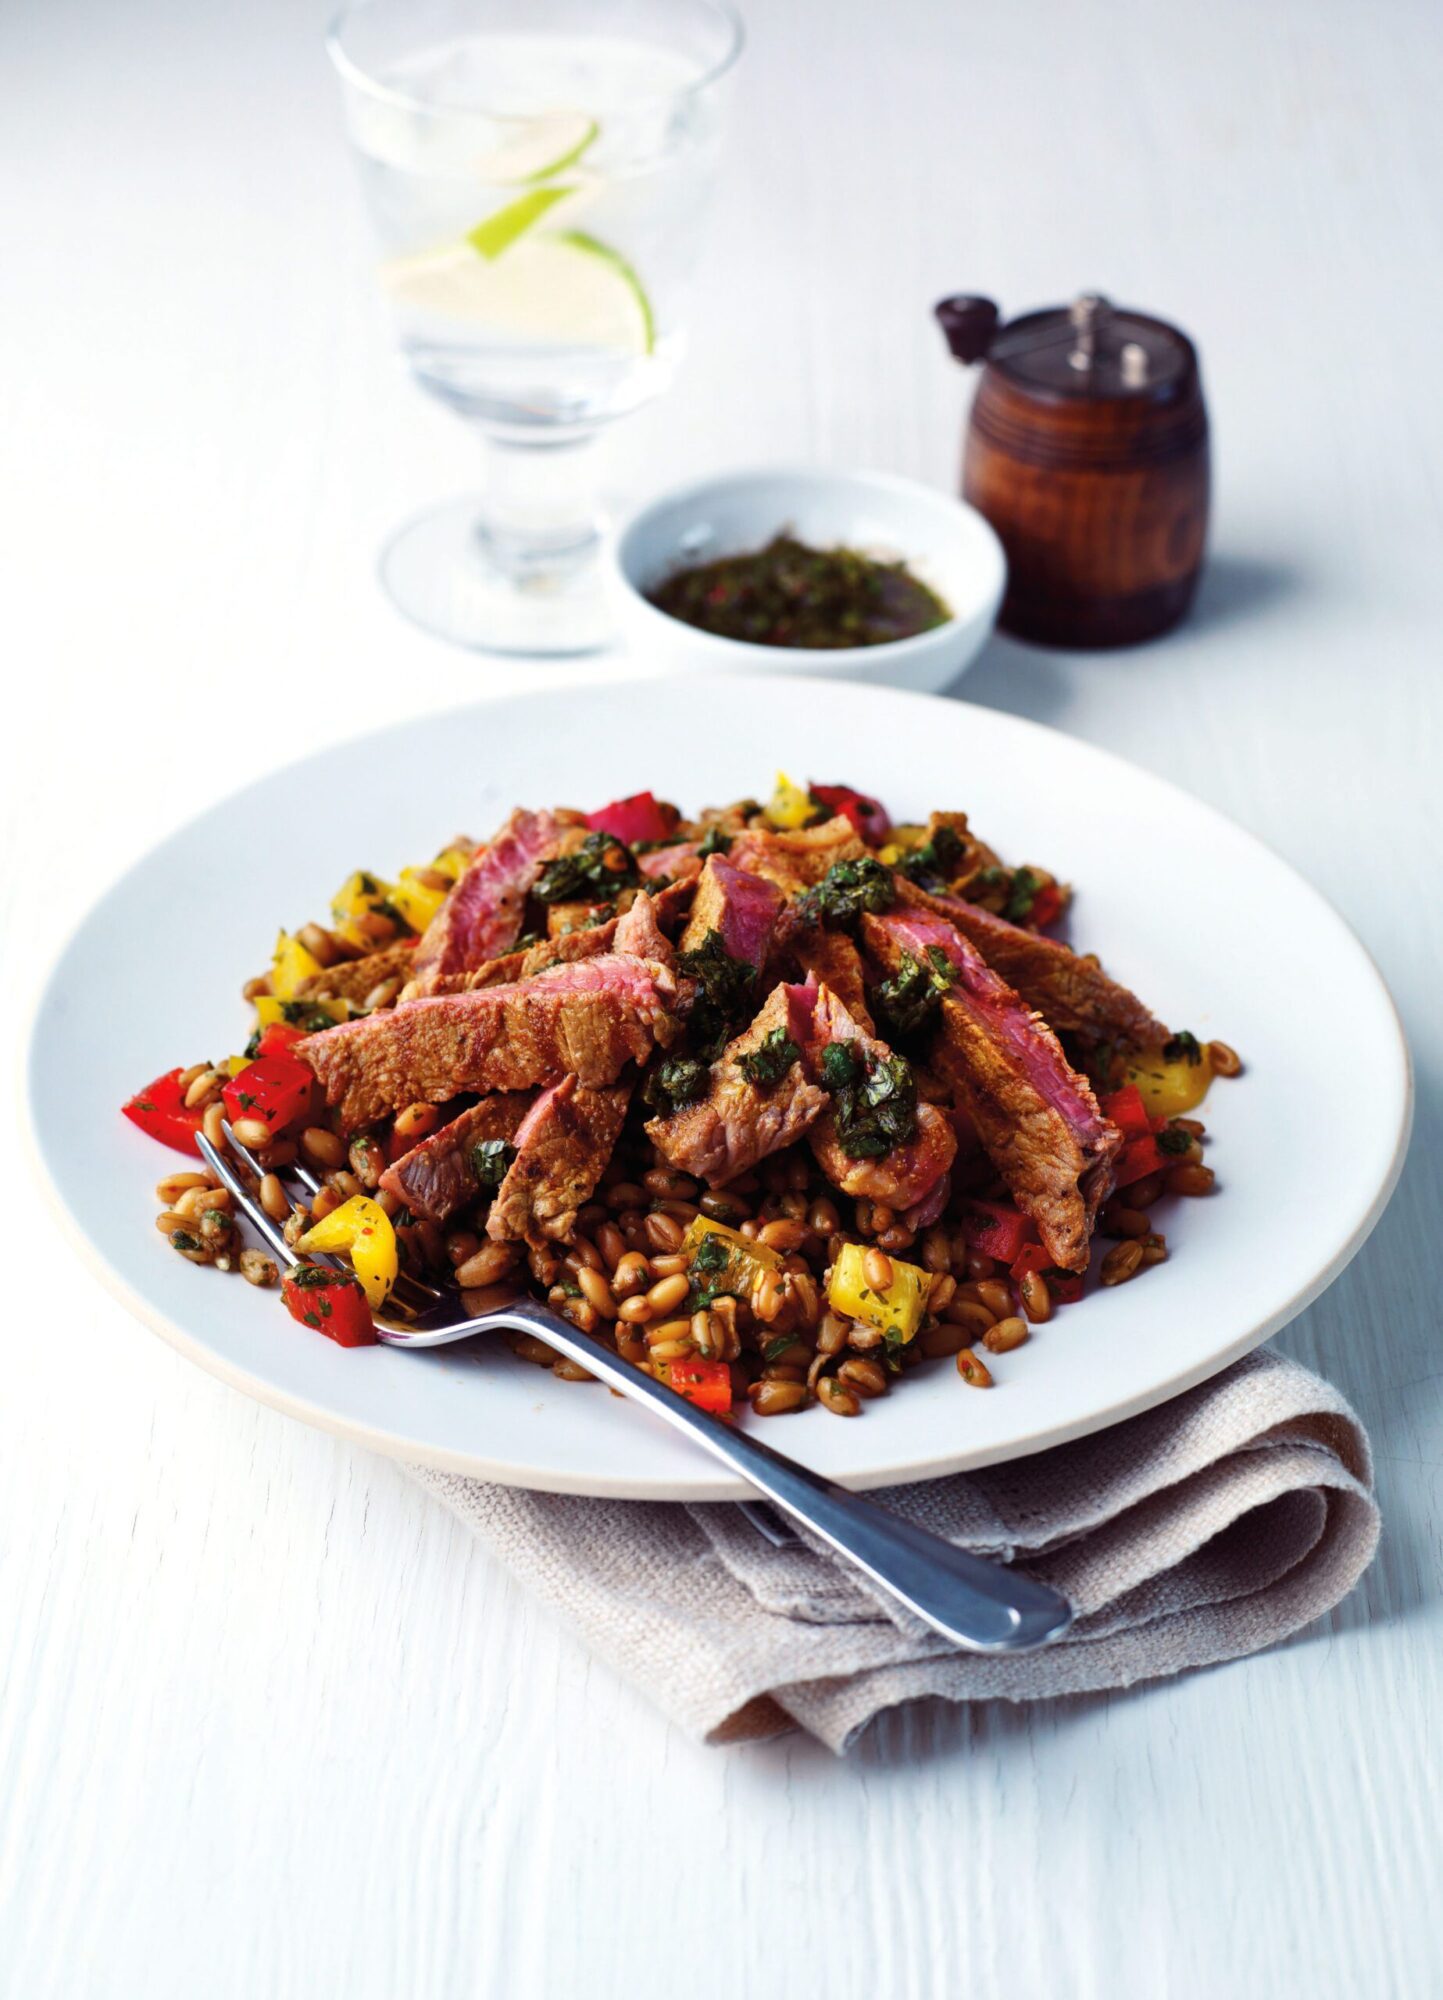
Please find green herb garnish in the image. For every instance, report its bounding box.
[1157,1125,1195,1156]
[642,1056,711,1117]
[470,1138,517,1190]
[736,1026,800,1089]
[1163,1030,1204,1065]
[798,856,896,931]
[677,927,758,1057]
[691,1234,728,1275]
[895,824,964,891]
[1003,867,1041,924]
[819,1040,918,1159]
[874,945,958,1039]
[533,830,639,905]
[697,825,732,858]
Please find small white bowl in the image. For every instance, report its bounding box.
[612,467,1006,693]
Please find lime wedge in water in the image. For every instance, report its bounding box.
[474,111,600,186]
[465,184,580,259]
[381,229,655,356]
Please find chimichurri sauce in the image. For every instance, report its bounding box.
[648,534,951,649]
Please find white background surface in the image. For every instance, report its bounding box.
[3,0,1440,1994]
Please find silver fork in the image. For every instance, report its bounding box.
[197,1125,1072,1654]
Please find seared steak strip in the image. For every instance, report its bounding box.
[295,953,678,1131]
[646,982,829,1184]
[487,1074,634,1250]
[408,808,569,991]
[797,985,957,1212]
[296,939,417,1006]
[679,856,783,972]
[865,908,1119,1271]
[789,928,874,1032]
[727,816,865,897]
[379,1092,534,1224]
[402,880,697,1000]
[894,877,1166,1048]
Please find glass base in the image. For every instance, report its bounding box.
[379,495,614,656]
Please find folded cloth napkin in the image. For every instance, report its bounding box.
[411,1346,1378,1754]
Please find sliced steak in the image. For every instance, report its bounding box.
[409,808,567,991]
[613,888,673,964]
[679,855,783,972]
[638,840,703,883]
[296,940,417,1006]
[727,817,865,896]
[379,1093,534,1224]
[395,881,696,1001]
[894,877,1166,1048]
[487,1074,634,1250]
[866,908,1119,1272]
[645,982,828,1184]
[790,928,873,1032]
[295,953,678,1131]
[799,984,957,1211]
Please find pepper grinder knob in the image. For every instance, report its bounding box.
[1068,292,1111,372]
[934,295,1001,365]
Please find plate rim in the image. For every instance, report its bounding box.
[24,676,1415,1499]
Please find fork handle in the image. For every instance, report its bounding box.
[501,1300,1072,1654]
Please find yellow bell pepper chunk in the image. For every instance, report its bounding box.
[1122,1048,1213,1117]
[297,1195,398,1310]
[330,870,409,950]
[224,1055,251,1078]
[681,1215,781,1303]
[764,771,816,830]
[255,994,350,1029]
[432,844,475,883]
[271,929,326,1000]
[388,866,448,933]
[827,1243,929,1344]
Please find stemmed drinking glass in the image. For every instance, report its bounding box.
[328,0,743,654]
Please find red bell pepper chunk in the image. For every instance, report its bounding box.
[1100,1084,1153,1143]
[959,1199,1038,1265]
[222,1052,315,1136]
[281,1265,377,1347]
[1009,1242,1084,1304]
[808,782,892,846]
[1114,1134,1168,1188]
[585,790,672,847]
[1030,883,1064,929]
[666,1356,732,1414]
[122,1068,203,1156]
[255,1022,307,1057]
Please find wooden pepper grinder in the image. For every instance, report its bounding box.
[935,293,1210,648]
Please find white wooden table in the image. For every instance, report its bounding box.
[4,0,1441,1992]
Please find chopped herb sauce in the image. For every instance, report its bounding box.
[798,856,896,932]
[736,1026,800,1089]
[874,946,958,1039]
[642,1056,711,1117]
[533,831,638,905]
[470,1138,517,1190]
[648,534,950,650]
[819,1039,918,1159]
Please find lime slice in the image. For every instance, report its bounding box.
[553,230,655,356]
[466,184,579,260]
[381,230,655,356]
[475,112,599,186]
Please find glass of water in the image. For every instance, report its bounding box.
[328,0,743,655]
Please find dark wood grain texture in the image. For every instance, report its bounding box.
[962,345,1211,649]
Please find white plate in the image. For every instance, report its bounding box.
[26,678,1411,1500]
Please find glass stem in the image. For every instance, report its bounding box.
[473,430,606,584]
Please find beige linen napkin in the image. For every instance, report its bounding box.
[411,1347,1378,1754]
